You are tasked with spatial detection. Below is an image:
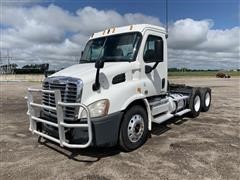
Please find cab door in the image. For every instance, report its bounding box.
[140,31,167,96]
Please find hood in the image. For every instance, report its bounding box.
[51,62,137,83]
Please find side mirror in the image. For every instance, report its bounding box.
[95,59,104,69]
[44,70,48,78]
[79,51,84,64]
[93,60,104,91]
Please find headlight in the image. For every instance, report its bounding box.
[80,99,109,118]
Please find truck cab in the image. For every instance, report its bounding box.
[26,24,211,151]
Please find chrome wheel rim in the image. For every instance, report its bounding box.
[127,114,144,143]
[194,95,201,112]
[205,92,210,107]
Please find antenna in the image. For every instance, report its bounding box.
[165,0,169,39]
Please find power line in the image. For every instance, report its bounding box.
[0,50,15,74]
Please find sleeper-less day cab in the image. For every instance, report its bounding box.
[26,24,211,151]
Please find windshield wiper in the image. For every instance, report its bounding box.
[80,59,91,63]
[101,57,131,62]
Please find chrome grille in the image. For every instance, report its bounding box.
[42,76,83,122]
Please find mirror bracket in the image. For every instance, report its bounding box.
[145,62,159,74]
[145,65,152,74]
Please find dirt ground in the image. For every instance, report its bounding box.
[0,77,239,180]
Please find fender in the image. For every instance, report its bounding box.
[120,93,145,111]
[121,94,152,131]
[143,98,152,131]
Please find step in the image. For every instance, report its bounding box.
[175,109,191,116]
[152,113,174,124]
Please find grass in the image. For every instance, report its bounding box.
[168,71,240,77]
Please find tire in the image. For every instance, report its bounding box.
[188,88,202,118]
[119,105,148,151]
[200,88,211,112]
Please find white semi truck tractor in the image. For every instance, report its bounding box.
[26,24,211,151]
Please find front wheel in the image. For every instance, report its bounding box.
[119,105,148,151]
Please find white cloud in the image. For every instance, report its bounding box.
[2,5,161,35]
[168,18,239,53]
[197,27,240,52]
[0,4,239,70]
[0,5,161,68]
[75,7,161,33]
[168,18,212,49]
[167,18,239,69]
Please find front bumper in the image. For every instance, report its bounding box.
[41,112,123,147]
[90,112,123,146]
[26,88,123,148]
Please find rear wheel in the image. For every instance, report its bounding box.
[200,88,211,112]
[188,88,202,118]
[119,105,148,151]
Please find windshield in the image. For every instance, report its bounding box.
[80,32,142,63]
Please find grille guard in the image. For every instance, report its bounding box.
[42,76,83,122]
[26,88,92,148]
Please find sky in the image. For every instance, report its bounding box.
[0,0,239,70]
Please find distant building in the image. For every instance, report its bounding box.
[22,63,49,71]
[13,63,49,74]
[0,64,17,74]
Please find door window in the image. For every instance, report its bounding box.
[143,35,163,63]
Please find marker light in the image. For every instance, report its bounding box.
[112,27,115,33]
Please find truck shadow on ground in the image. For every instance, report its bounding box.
[38,116,189,163]
[38,137,121,163]
[151,116,189,136]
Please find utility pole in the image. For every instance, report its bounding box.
[7,50,10,73]
[0,50,2,65]
[0,51,2,74]
[165,0,168,38]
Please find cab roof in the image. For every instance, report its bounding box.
[89,24,166,40]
